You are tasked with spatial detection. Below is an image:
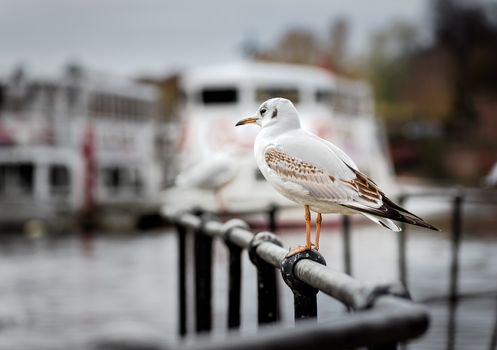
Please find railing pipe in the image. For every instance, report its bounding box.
[160,188,497,350]
[488,291,497,350]
[342,215,353,276]
[181,296,428,350]
[267,204,279,233]
[449,192,463,302]
[223,219,249,330]
[225,240,242,329]
[397,195,408,288]
[249,232,282,324]
[176,223,188,337]
[194,215,214,333]
[165,209,409,311]
[447,192,463,350]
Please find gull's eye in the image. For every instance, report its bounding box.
[260,108,267,115]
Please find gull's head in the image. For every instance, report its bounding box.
[235,98,301,131]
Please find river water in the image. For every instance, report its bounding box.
[0,205,497,349]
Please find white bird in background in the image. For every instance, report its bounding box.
[175,153,239,211]
[236,98,439,256]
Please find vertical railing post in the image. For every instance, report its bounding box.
[342,215,352,276]
[223,220,249,330]
[449,192,463,301]
[397,194,408,289]
[176,223,187,337]
[447,192,463,350]
[249,232,282,325]
[225,240,242,329]
[194,213,214,333]
[281,250,326,320]
[267,204,279,233]
[488,292,497,350]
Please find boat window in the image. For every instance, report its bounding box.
[256,88,299,104]
[101,166,143,195]
[316,89,335,105]
[0,163,34,196]
[199,87,238,104]
[335,91,361,116]
[89,93,151,118]
[49,165,70,195]
[103,167,124,191]
[132,169,143,194]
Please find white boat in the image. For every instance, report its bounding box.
[162,61,397,225]
[0,66,164,230]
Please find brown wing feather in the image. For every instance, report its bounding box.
[264,148,356,201]
[265,148,335,182]
[340,165,440,231]
[339,171,382,204]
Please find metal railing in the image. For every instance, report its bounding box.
[162,207,430,350]
[391,188,497,350]
[91,186,497,350]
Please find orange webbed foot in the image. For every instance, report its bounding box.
[287,244,317,257]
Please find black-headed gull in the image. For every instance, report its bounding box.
[236,97,439,256]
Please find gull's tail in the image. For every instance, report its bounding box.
[362,213,401,232]
[342,195,441,232]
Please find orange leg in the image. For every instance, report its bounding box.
[314,212,322,251]
[304,205,312,249]
[214,190,225,213]
[287,205,312,257]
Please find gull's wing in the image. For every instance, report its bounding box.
[264,131,383,207]
[264,131,440,231]
[277,130,359,180]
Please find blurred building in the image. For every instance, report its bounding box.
[0,64,168,229]
[139,73,182,122]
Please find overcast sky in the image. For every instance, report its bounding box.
[0,0,429,78]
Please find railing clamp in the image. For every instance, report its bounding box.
[249,231,283,265]
[281,250,327,320]
[281,250,327,295]
[199,210,218,223]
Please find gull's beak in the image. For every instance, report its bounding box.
[235,115,258,126]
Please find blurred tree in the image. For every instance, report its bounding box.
[325,17,349,73]
[363,0,497,182]
[430,0,497,137]
[253,28,321,65]
[366,21,418,121]
[252,18,353,76]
